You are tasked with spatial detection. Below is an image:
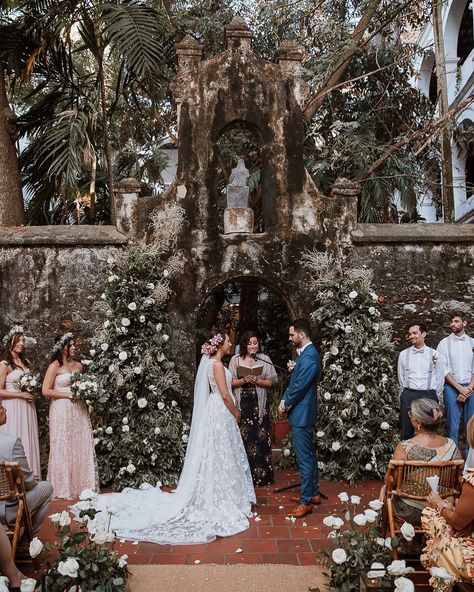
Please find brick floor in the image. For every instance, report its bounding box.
[33,468,381,568]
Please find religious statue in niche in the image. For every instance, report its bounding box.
[226,158,250,208]
[228,158,249,188]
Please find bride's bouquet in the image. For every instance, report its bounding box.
[70,372,102,412]
[13,370,40,396]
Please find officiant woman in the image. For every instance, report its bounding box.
[229,331,277,486]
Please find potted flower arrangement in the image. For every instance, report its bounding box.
[30,489,129,592]
[311,492,417,592]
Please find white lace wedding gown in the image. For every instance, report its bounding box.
[90,358,256,544]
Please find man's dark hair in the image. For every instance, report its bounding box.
[407,322,428,334]
[291,318,312,338]
[449,310,468,322]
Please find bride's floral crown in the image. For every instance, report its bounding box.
[201,334,224,355]
[52,332,75,355]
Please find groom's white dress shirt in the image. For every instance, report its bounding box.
[397,345,443,394]
[437,333,474,385]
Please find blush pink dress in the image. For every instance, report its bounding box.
[47,372,98,499]
[0,362,41,479]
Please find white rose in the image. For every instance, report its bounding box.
[118,554,128,568]
[121,318,131,327]
[171,400,177,407]
[126,463,136,473]
[330,346,339,355]
[345,325,352,333]
[369,499,384,511]
[367,563,386,578]
[353,357,361,365]
[58,557,80,578]
[323,516,336,527]
[20,578,37,592]
[387,560,415,576]
[331,441,341,451]
[133,366,142,374]
[324,392,331,400]
[162,334,169,342]
[154,427,161,435]
[108,364,115,373]
[429,567,454,581]
[356,384,366,393]
[333,517,344,529]
[49,513,61,523]
[122,417,128,424]
[316,431,325,438]
[364,509,378,523]
[400,522,415,542]
[332,549,347,564]
[163,269,169,277]
[118,351,128,361]
[127,302,137,311]
[92,529,114,545]
[29,537,43,558]
[380,421,390,430]
[347,429,355,438]
[105,427,113,434]
[146,282,155,290]
[86,517,105,535]
[75,500,91,512]
[58,510,71,527]
[101,293,106,300]
[157,402,165,410]
[353,514,367,526]
[376,536,392,549]
[139,315,146,323]
[79,489,98,501]
[365,463,373,471]
[394,577,415,592]
[182,434,188,443]
[156,323,162,332]
[338,492,349,502]
[368,306,376,315]
[122,425,130,432]
[137,398,148,409]
[101,343,109,351]
[350,495,361,505]
[349,290,358,299]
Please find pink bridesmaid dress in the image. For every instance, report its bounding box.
[47,372,98,499]
[0,363,41,479]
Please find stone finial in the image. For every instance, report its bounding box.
[330,178,361,199]
[275,40,304,76]
[175,34,202,72]
[225,15,252,51]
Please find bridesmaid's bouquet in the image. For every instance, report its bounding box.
[13,370,40,396]
[70,372,101,411]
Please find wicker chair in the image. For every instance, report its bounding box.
[0,461,33,557]
[381,459,464,558]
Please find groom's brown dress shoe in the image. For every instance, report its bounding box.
[288,503,313,518]
[289,495,322,505]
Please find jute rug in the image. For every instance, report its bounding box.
[128,564,326,592]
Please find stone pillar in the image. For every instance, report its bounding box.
[112,178,142,238]
[223,185,254,234]
[225,15,252,51]
[322,178,360,252]
[173,35,203,130]
[274,40,304,77]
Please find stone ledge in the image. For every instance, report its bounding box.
[352,223,474,244]
[0,225,128,247]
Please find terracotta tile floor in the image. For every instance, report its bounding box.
[34,468,382,567]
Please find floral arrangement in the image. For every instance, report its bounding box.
[13,370,40,395]
[312,492,416,592]
[201,334,223,355]
[0,576,36,591]
[82,204,190,489]
[30,489,129,591]
[51,332,74,354]
[70,371,101,408]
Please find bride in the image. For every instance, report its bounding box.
[90,330,256,544]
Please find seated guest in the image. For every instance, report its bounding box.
[420,415,474,590]
[388,398,461,525]
[0,402,53,536]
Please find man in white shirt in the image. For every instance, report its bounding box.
[398,322,443,439]
[437,311,474,449]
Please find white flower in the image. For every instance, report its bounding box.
[86,517,105,535]
[126,391,133,400]
[154,427,161,435]
[330,345,339,355]
[20,579,38,592]
[128,302,137,311]
[400,522,415,542]
[364,509,378,523]
[380,421,390,430]
[338,492,349,502]
[79,489,98,501]
[137,398,148,409]
[370,292,378,300]
[394,577,415,592]
[58,557,80,578]
[171,400,177,407]
[345,325,352,333]
[49,513,61,523]
[29,537,43,558]
[376,536,392,549]
[347,429,355,438]
[118,351,128,361]
[316,431,325,438]
[107,275,118,283]
[92,529,114,545]
[122,425,130,432]
[105,426,113,434]
[75,500,91,512]
[121,317,131,327]
[118,554,128,568]
[367,563,386,579]
[101,293,106,300]
[332,549,347,564]
[350,495,361,505]
[360,399,366,407]
[133,366,142,374]
[368,306,376,315]
[353,514,367,526]
[324,392,331,400]
[331,441,341,451]
[349,290,358,299]
[369,499,384,511]
[106,505,119,516]
[182,434,188,443]
[122,417,128,424]
[387,560,415,576]
[429,567,454,581]
[333,517,344,529]
[162,334,169,342]
[58,510,71,527]
[139,315,146,323]
[156,323,162,332]
[353,357,361,365]
[101,343,109,351]
[157,402,165,410]
[163,269,169,277]
[126,463,136,474]
[146,282,155,290]
[363,409,369,416]
[287,360,296,372]
[323,516,336,527]
[356,384,366,393]
[157,353,165,362]
[365,463,373,471]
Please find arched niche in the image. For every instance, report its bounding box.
[457,0,474,66]
[195,275,295,368]
[445,0,472,60]
[418,50,437,104]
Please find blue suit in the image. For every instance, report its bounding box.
[282,343,320,504]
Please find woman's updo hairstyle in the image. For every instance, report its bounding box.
[410,398,443,432]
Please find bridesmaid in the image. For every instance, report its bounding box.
[42,332,98,499]
[0,326,41,479]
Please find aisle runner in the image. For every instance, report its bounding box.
[129,564,326,592]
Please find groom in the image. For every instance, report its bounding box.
[279,318,321,518]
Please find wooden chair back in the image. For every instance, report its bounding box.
[0,462,34,557]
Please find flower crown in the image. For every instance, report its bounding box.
[2,325,25,346]
[52,332,75,355]
[201,334,224,355]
